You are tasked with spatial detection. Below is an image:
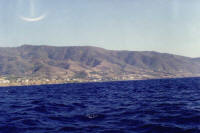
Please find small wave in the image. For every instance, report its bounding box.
[0,77,200,132]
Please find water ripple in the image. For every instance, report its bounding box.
[0,77,200,132]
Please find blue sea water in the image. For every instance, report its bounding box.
[0,78,200,133]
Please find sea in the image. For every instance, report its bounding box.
[0,77,200,133]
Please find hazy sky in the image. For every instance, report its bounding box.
[0,0,200,57]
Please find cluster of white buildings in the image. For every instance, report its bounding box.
[0,78,10,84]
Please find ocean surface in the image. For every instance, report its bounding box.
[0,78,200,133]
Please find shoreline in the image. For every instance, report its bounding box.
[0,76,199,87]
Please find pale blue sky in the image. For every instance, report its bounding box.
[0,0,200,57]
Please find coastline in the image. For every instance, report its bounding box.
[0,76,199,87]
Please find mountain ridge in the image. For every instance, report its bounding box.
[0,45,199,84]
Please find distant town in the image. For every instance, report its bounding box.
[0,70,198,87]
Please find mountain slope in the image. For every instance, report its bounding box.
[0,45,199,80]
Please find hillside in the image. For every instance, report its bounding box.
[0,45,200,85]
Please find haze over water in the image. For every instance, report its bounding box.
[0,77,200,133]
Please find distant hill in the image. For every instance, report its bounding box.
[0,45,200,80]
[193,58,200,62]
